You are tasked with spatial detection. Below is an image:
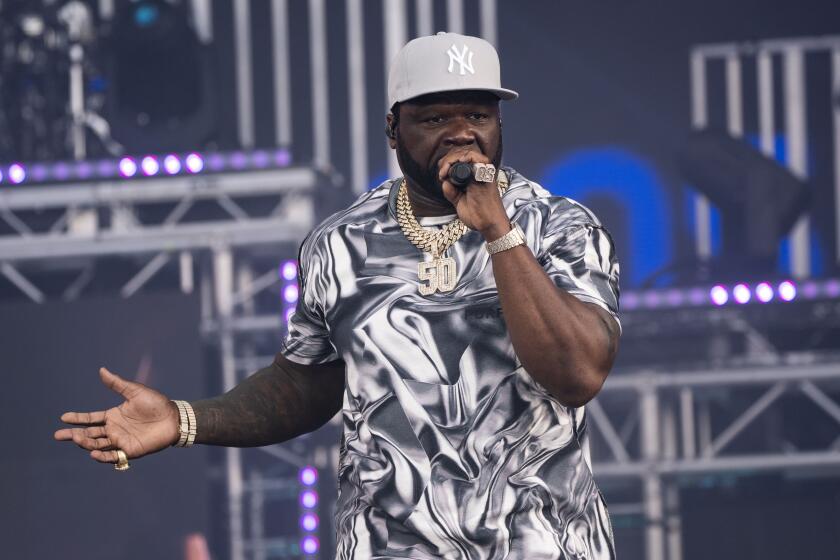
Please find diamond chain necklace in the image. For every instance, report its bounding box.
[396,172,508,295]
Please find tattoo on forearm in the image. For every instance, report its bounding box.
[191,358,344,447]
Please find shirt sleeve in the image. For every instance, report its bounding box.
[535,199,621,330]
[279,231,340,364]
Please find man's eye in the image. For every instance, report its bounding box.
[425,116,444,124]
[469,113,489,120]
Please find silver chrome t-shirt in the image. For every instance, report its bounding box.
[281,169,620,559]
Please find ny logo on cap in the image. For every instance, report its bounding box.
[446,44,475,75]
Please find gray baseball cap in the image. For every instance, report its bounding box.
[387,32,519,108]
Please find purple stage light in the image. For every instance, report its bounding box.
[75,161,93,179]
[710,285,729,306]
[300,490,318,508]
[755,282,774,303]
[281,260,298,281]
[274,149,291,167]
[207,153,225,171]
[301,513,319,532]
[185,153,204,173]
[8,164,25,184]
[251,150,270,168]
[0,168,3,182]
[97,159,116,177]
[300,466,318,486]
[778,281,797,302]
[664,289,684,307]
[53,162,71,180]
[163,155,181,174]
[801,281,819,299]
[283,284,300,304]
[29,164,48,181]
[301,536,319,554]
[733,284,751,304]
[825,279,840,298]
[622,292,640,311]
[642,291,661,308]
[688,288,706,306]
[141,156,160,176]
[119,157,138,177]
[284,307,295,323]
[229,151,248,170]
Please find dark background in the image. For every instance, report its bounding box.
[0,293,208,560]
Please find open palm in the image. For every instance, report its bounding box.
[55,367,180,464]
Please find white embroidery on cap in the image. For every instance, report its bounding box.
[446,44,475,75]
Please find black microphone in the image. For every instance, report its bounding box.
[448,162,474,189]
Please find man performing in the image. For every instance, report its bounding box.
[56,32,621,559]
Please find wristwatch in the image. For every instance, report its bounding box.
[486,223,526,255]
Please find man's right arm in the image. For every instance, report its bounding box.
[55,355,345,464]
[192,354,345,447]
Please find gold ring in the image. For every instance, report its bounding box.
[114,449,130,472]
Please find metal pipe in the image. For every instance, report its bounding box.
[799,381,840,426]
[0,262,45,303]
[214,246,245,560]
[725,53,743,137]
[783,47,811,277]
[233,0,255,148]
[121,253,170,298]
[690,50,711,260]
[190,0,214,43]
[587,398,631,463]
[679,387,696,459]
[479,0,497,47]
[594,450,840,478]
[271,0,292,146]
[309,0,331,168]
[347,0,369,194]
[662,402,683,560]
[249,471,267,560]
[602,362,840,390]
[833,49,840,264]
[705,382,788,457]
[383,0,408,179]
[416,0,433,37]
[639,383,665,560]
[757,51,775,157]
[446,0,464,34]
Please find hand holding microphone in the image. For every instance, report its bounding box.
[447,162,497,190]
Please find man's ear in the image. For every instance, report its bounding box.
[385,113,397,149]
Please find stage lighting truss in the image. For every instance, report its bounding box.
[0,149,291,185]
[590,361,840,475]
[621,279,839,311]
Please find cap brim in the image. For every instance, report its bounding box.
[396,86,519,105]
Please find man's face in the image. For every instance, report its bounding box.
[389,91,503,200]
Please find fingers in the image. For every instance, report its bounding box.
[441,181,463,206]
[55,427,114,451]
[90,449,122,464]
[59,410,106,426]
[99,367,137,398]
[437,149,488,183]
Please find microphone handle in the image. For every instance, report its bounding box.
[448,162,473,189]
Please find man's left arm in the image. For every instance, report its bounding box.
[484,222,620,407]
[438,154,619,408]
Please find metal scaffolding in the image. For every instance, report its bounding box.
[689,34,840,277]
[0,164,319,558]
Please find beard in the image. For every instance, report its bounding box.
[395,132,504,202]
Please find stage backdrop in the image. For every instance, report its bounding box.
[0,291,208,560]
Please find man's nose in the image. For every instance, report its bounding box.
[442,120,477,147]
